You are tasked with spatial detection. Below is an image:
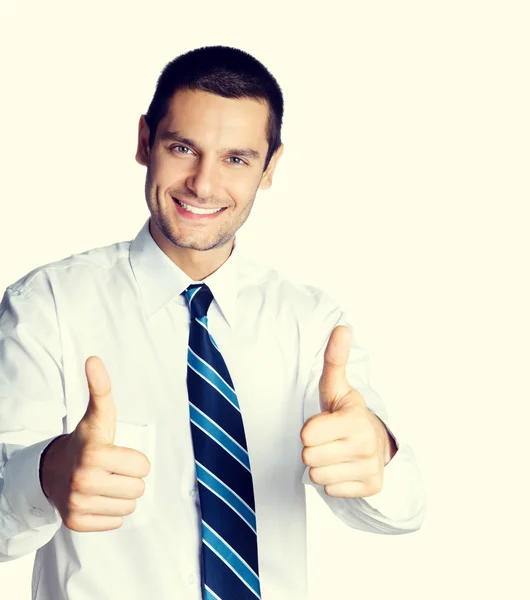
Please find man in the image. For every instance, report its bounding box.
[0,45,425,599]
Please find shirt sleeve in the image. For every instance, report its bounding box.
[301,292,426,534]
[0,275,66,561]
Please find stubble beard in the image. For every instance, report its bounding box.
[145,168,258,252]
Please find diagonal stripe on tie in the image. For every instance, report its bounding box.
[202,522,260,596]
[190,403,251,469]
[195,316,221,351]
[187,366,247,447]
[203,546,259,600]
[198,483,259,572]
[192,426,255,506]
[195,462,257,532]
[204,586,223,600]
[187,347,239,409]
[188,320,235,392]
[183,283,262,599]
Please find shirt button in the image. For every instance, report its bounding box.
[189,574,196,584]
[32,507,44,517]
[190,488,197,498]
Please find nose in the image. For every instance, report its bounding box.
[185,158,220,201]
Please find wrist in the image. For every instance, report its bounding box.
[39,434,69,499]
[369,411,397,466]
[385,429,398,465]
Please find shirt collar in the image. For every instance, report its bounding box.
[129,218,240,328]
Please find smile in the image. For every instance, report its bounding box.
[173,197,227,220]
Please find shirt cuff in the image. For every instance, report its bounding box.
[4,436,63,528]
[303,416,425,524]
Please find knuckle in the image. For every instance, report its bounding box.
[79,447,101,468]
[71,470,91,492]
[301,447,311,466]
[345,441,358,461]
[66,492,85,513]
[63,516,79,531]
[131,450,151,477]
[142,456,151,477]
[371,457,382,475]
[356,447,371,460]
[136,479,146,498]
[300,430,308,447]
[309,468,320,485]
[366,475,383,496]
[115,501,131,517]
[300,422,314,447]
[324,484,339,497]
[363,457,379,477]
[358,436,377,459]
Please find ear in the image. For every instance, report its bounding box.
[259,143,284,191]
[135,115,151,166]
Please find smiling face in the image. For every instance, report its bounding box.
[135,89,283,279]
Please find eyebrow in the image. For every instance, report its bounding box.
[158,130,261,161]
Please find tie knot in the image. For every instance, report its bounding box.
[183,283,213,320]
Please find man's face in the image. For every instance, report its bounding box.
[136,89,282,256]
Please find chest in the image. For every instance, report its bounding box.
[59,294,309,448]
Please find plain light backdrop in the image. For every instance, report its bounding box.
[1,1,529,598]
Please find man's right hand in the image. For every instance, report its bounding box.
[40,356,151,532]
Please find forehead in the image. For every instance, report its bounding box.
[159,89,269,146]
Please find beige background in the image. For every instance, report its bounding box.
[0,1,529,598]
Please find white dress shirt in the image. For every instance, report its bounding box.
[0,218,425,599]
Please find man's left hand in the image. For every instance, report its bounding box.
[300,325,397,498]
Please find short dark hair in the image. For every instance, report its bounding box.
[144,45,284,171]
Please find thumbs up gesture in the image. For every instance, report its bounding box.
[300,326,396,498]
[40,356,151,532]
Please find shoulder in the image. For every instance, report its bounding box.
[237,254,341,320]
[4,238,132,300]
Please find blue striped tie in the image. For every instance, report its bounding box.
[183,283,262,600]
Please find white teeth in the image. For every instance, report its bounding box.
[177,199,223,215]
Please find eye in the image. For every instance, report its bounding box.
[228,157,245,165]
[171,145,193,155]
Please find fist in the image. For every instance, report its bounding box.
[301,326,396,498]
[40,356,151,532]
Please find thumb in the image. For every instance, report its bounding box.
[76,356,116,446]
[319,325,353,412]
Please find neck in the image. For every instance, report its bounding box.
[149,218,234,281]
